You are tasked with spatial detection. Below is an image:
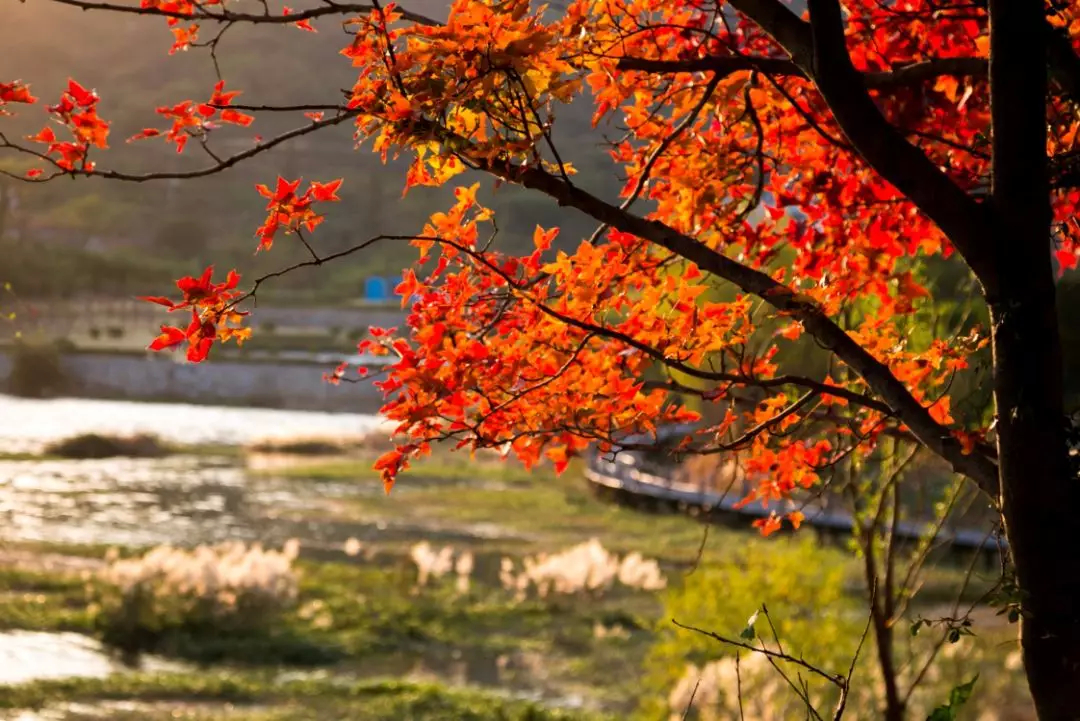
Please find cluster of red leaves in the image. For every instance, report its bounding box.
[349,186,729,491]
[26,79,109,173]
[128,80,253,153]
[0,80,36,115]
[137,0,220,52]
[142,267,250,362]
[137,175,341,361]
[326,0,1003,504]
[170,23,200,54]
[139,0,214,15]
[254,177,343,250]
[340,0,579,188]
[128,0,1056,524]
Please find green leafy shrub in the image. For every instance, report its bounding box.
[643,535,862,719]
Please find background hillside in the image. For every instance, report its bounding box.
[0,0,614,302]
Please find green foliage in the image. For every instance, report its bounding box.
[641,535,862,718]
[0,673,610,720]
[926,675,979,721]
[658,534,859,664]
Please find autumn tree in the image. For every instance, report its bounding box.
[3,0,1080,716]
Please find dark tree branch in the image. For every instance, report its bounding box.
[616,55,987,89]
[45,0,440,26]
[0,110,359,183]
[672,619,846,687]
[724,0,1000,292]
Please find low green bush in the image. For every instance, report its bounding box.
[44,433,169,459]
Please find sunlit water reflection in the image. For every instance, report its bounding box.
[0,456,507,548]
[0,395,386,454]
[0,631,182,685]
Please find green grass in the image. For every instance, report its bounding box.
[252,456,537,485]
[335,463,735,563]
[92,558,657,709]
[0,568,95,633]
[0,674,612,720]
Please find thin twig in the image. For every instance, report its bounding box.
[672,619,845,687]
[681,678,701,721]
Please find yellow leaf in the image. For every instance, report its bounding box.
[934,76,959,103]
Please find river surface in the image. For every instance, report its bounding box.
[0,632,182,686]
[0,395,386,454]
[0,453,519,549]
[0,395,400,547]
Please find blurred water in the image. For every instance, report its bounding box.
[0,455,509,548]
[0,631,182,685]
[0,395,386,454]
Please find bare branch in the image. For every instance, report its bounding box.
[0,111,359,183]
[45,0,440,27]
[672,618,846,688]
[616,55,987,89]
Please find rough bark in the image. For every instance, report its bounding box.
[987,2,1079,719]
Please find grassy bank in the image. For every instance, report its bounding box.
[0,549,659,712]
[0,673,612,720]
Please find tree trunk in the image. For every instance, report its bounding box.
[992,294,1079,721]
[988,1,1080,719]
